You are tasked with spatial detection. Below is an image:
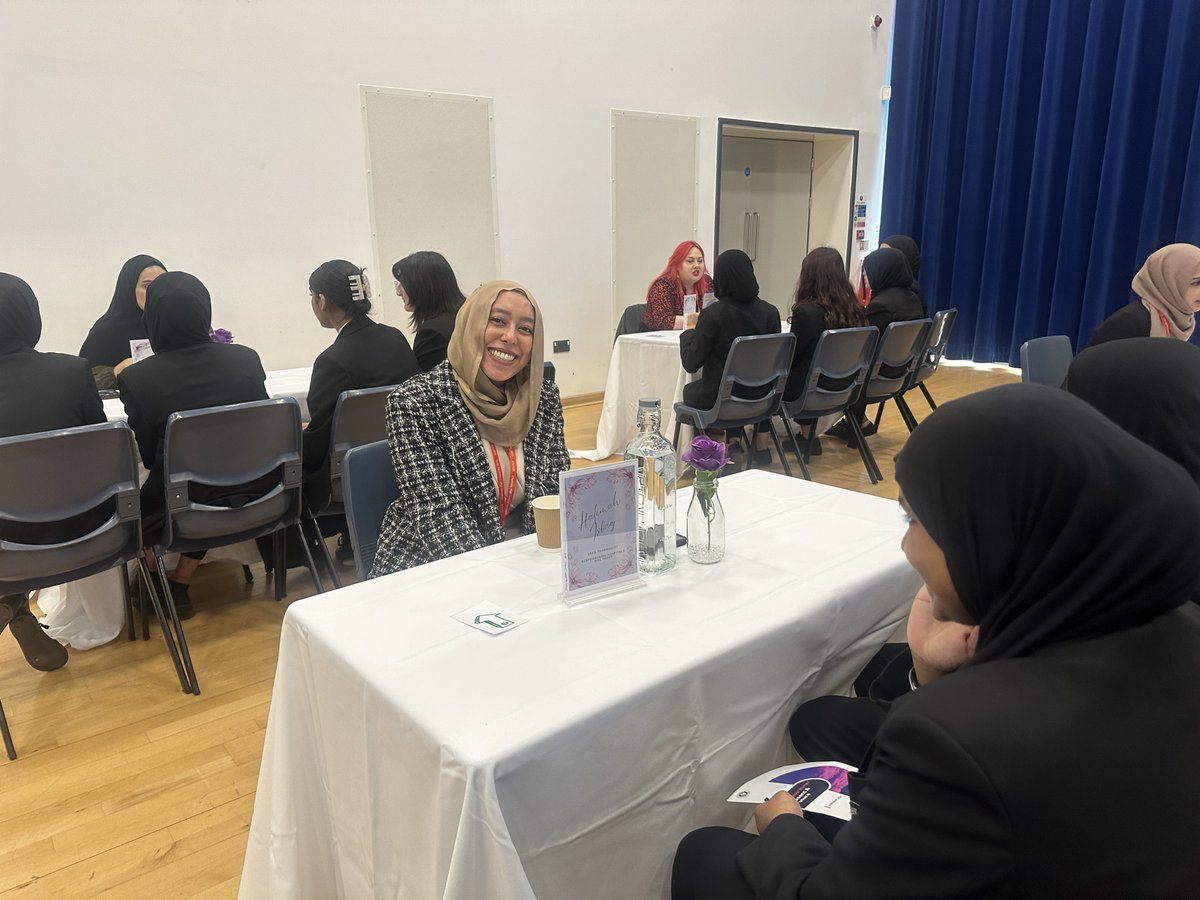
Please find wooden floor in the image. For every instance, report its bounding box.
[0,364,1015,898]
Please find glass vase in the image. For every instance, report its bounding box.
[687,476,725,564]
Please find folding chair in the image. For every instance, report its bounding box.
[1020,335,1073,387]
[342,440,400,581]
[153,398,318,694]
[779,327,880,481]
[0,422,189,702]
[853,319,932,482]
[671,333,797,477]
[301,386,397,590]
[874,307,959,431]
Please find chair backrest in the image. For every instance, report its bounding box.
[160,397,303,552]
[701,333,796,428]
[324,386,396,510]
[543,360,556,383]
[861,319,932,403]
[1020,335,1073,386]
[780,327,880,419]
[342,440,399,580]
[0,421,142,590]
[614,303,648,342]
[909,307,958,388]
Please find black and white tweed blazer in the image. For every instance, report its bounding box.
[369,360,571,577]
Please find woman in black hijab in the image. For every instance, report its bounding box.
[1066,337,1200,484]
[79,254,167,389]
[880,234,926,315]
[673,384,1200,898]
[862,246,923,330]
[679,250,781,459]
[118,271,269,616]
[0,273,106,670]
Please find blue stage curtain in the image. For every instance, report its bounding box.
[881,0,1200,363]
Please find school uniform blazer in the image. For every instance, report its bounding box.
[680,296,782,410]
[413,311,458,373]
[737,606,1200,898]
[302,315,420,484]
[118,342,269,513]
[369,361,571,577]
[0,348,105,438]
[864,286,924,331]
[1087,301,1151,348]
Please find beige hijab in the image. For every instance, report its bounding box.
[1133,243,1200,341]
[446,279,545,447]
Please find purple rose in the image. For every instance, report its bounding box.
[682,436,728,472]
[210,328,234,344]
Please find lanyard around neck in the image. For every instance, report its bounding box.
[488,442,518,526]
[1157,310,1172,337]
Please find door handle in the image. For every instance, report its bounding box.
[743,212,751,253]
[750,212,760,261]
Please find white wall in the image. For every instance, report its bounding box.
[0,0,893,396]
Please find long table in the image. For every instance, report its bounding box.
[101,366,314,422]
[239,470,919,899]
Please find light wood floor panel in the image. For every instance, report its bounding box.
[0,364,1015,898]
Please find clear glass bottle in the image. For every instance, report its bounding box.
[623,398,677,574]
[686,477,725,564]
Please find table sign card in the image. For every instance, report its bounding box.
[453,601,526,636]
[559,460,640,605]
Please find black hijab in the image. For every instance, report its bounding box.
[881,234,927,314]
[144,271,214,353]
[862,247,914,293]
[79,254,165,366]
[712,249,760,304]
[895,383,1200,665]
[1066,337,1200,485]
[0,273,42,355]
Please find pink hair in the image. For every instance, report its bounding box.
[653,240,713,298]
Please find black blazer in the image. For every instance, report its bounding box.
[302,315,420,487]
[118,342,269,514]
[865,286,924,330]
[680,298,782,410]
[0,348,105,439]
[413,311,457,373]
[738,607,1200,898]
[1088,301,1150,348]
[783,305,829,401]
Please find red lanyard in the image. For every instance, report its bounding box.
[1158,310,1172,337]
[488,442,518,526]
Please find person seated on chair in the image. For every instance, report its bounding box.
[303,260,420,564]
[0,274,105,671]
[79,254,167,390]
[1087,243,1200,348]
[369,280,570,576]
[644,241,714,331]
[391,250,466,373]
[879,234,927,315]
[680,249,781,465]
[783,247,867,458]
[118,271,271,618]
[672,384,1200,899]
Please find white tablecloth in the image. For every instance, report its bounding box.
[102,366,314,422]
[240,470,920,900]
[572,331,691,460]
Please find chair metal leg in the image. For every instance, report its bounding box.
[242,565,254,583]
[896,394,920,433]
[273,530,287,601]
[121,563,135,642]
[766,419,792,478]
[296,525,324,595]
[140,557,192,694]
[781,417,811,480]
[873,402,886,429]
[0,698,15,760]
[918,382,937,410]
[740,426,754,471]
[304,511,340,590]
[846,415,881,484]
[153,557,199,695]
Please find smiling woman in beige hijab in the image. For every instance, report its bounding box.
[1089,243,1200,347]
[369,278,570,576]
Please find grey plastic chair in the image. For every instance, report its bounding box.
[874,307,959,431]
[302,385,397,589]
[1020,335,1073,387]
[543,360,556,383]
[614,303,649,342]
[342,440,399,581]
[671,332,797,477]
[155,397,318,694]
[0,421,189,698]
[779,327,880,481]
[855,319,933,482]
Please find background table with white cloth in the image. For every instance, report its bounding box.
[239,470,920,900]
[38,367,316,649]
[572,330,691,460]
